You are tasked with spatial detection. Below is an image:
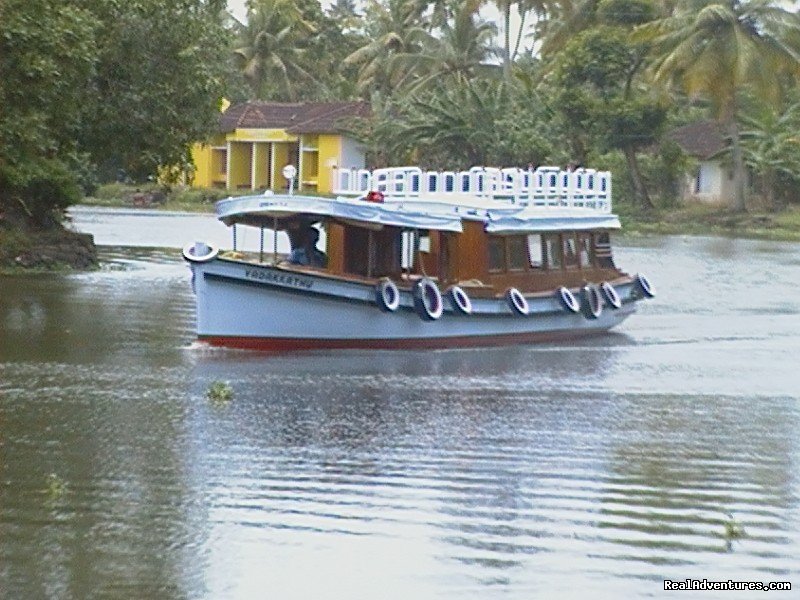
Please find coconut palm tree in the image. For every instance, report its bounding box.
[393,79,515,166]
[735,95,800,209]
[391,0,501,92]
[233,0,317,100]
[495,0,554,78]
[343,0,429,97]
[634,0,800,211]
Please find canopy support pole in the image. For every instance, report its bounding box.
[259,227,264,263]
[272,216,278,265]
[232,224,237,252]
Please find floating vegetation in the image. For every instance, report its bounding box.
[723,512,745,551]
[206,380,233,404]
[45,473,67,501]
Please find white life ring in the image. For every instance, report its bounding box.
[506,287,529,316]
[447,285,472,315]
[636,273,656,298]
[182,242,218,263]
[556,286,580,313]
[375,278,400,312]
[413,278,443,321]
[600,281,622,309]
[582,284,604,319]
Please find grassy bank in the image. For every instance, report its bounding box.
[615,204,800,242]
[0,224,98,274]
[81,183,231,213]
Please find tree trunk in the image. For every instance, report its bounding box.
[503,2,512,79]
[763,170,777,211]
[623,144,654,211]
[724,110,747,212]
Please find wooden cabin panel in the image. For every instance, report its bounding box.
[487,267,626,294]
[448,221,489,283]
[326,223,346,275]
[374,228,402,277]
[419,230,441,278]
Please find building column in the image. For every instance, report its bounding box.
[226,141,232,190]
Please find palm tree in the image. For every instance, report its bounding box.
[343,0,429,97]
[635,0,800,211]
[495,0,553,78]
[395,79,513,166]
[233,0,317,100]
[735,95,800,209]
[391,0,500,92]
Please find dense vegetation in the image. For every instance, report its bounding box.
[0,0,228,229]
[2,0,800,247]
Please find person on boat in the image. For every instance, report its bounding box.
[288,226,327,268]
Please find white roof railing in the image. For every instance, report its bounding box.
[332,166,612,213]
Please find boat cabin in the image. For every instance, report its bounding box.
[218,165,626,298]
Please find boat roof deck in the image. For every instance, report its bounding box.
[216,166,620,233]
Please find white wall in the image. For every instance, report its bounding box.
[684,160,732,204]
[340,136,366,171]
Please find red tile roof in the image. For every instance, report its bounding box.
[668,120,727,160]
[220,101,370,134]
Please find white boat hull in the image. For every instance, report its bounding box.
[188,257,639,351]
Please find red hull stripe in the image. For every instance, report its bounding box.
[198,329,606,351]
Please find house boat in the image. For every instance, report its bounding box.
[183,165,655,351]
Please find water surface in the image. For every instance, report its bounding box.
[1,216,798,598]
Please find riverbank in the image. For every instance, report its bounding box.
[81,189,800,242]
[616,204,800,241]
[0,224,97,273]
[3,198,797,274]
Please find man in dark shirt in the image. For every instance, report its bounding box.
[288,226,327,267]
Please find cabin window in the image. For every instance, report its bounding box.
[527,234,543,268]
[563,233,578,268]
[344,227,371,276]
[488,237,506,272]
[544,235,562,269]
[595,232,614,268]
[418,230,431,253]
[345,226,401,277]
[507,236,528,271]
[400,230,416,269]
[578,233,593,268]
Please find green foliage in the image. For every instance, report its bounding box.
[343,0,429,96]
[735,94,800,207]
[171,187,234,205]
[78,0,229,181]
[0,159,82,227]
[45,473,68,502]
[635,0,800,211]
[592,142,687,209]
[0,0,97,225]
[552,22,665,208]
[234,0,317,100]
[597,0,655,26]
[207,380,234,404]
[346,77,561,169]
[391,0,500,94]
[0,0,229,226]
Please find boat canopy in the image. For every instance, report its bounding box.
[216,193,464,233]
[485,210,621,234]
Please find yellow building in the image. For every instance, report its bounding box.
[191,101,370,194]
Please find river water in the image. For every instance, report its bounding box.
[1,209,798,599]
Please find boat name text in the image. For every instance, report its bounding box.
[244,268,313,290]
